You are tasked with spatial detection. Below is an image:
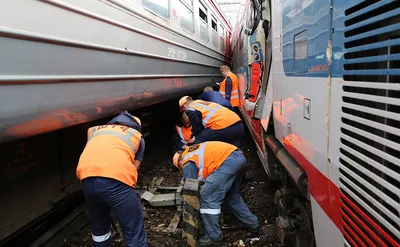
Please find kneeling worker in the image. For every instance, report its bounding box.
[76,111,148,247]
[172,112,192,152]
[179,96,244,148]
[172,142,259,246]
[198,86,233,110]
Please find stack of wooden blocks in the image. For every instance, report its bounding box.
[182,179,200,247]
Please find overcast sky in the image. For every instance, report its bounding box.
[216,0,242,27]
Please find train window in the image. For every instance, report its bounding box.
[294,30,308,73]
[199,2,209,42]
[219,25,225,51]
[211,19,217,31]
[173,0,194,33]
[142,0,170,20]
[211,17,218,47]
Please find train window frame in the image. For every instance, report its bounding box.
[174,0,194,34]
[142,0,171,21]
[211,16,218,48]
[293,30,308,73]
[199,1,209,43]
[219,24,225,51]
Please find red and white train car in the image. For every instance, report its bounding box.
[232,0,400,246]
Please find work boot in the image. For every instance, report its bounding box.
[198,235,223,246]
[248,225,260,234]
[239,222,260,234]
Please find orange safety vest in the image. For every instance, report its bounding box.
[76,124,142,188]
[188,100,240,130]
[219,72,239,107]
[181,141,238,181]
[176,125,192,143]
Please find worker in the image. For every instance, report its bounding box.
[172,142,259,246]
[76,111,147,247]
[219,65,240,113]
[179,96,244,148]
[198,86,233,110]
[172,112,193,152]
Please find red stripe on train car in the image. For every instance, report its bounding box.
[341,202,388,247]
[283,138,400,247]
[342,220,367,247]
[283,138,342,231]
[341,194,400,247]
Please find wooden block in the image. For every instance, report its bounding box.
[183,179,200,195]
[165,212,182,233]
[183,231,197,247]
[183,194,199,209]
[149,177,164,193]
[182,180,200,247]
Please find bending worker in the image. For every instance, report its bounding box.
[219,65,239,113]
[172,112,192,152]
[172,142,259,246]
[76,111,147,247]
[198,86,232,110]
[179,96,244,148]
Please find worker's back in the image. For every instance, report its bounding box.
[198,91,232,110]
[181,141,238,179]
[189,100,240,130]
[77,113,143,187]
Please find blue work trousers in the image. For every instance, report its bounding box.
[199,150,259,241]
[81,177,148,247]
[195,122,245,148]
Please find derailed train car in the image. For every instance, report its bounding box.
[0,0,231,244]
[232,0,400,246]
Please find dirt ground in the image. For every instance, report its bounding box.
[64,131,280,247]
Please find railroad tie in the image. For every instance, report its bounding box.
[182,179,200,247]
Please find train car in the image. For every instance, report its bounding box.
[0,0,231,143]
[232,0,400,246]
[0,0,231,244]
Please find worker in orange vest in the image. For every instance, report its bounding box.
[219,65,240,113]
[76,111,147,247]
[172,142,259,246]
[178,96,244,148]
[172,112,192,152]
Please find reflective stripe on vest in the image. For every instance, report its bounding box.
[182,144,206,181]
[220,89,238,97]
[89,127,138,153]
[176,126,185,143]
[190,102,223,127]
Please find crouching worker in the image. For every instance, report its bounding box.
[76,111,148,247]
[172,112,192,152]
[179,96,244,148]
[172,142,259,246]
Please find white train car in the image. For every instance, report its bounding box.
[232,0,400,246]
[0,0,231,143]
